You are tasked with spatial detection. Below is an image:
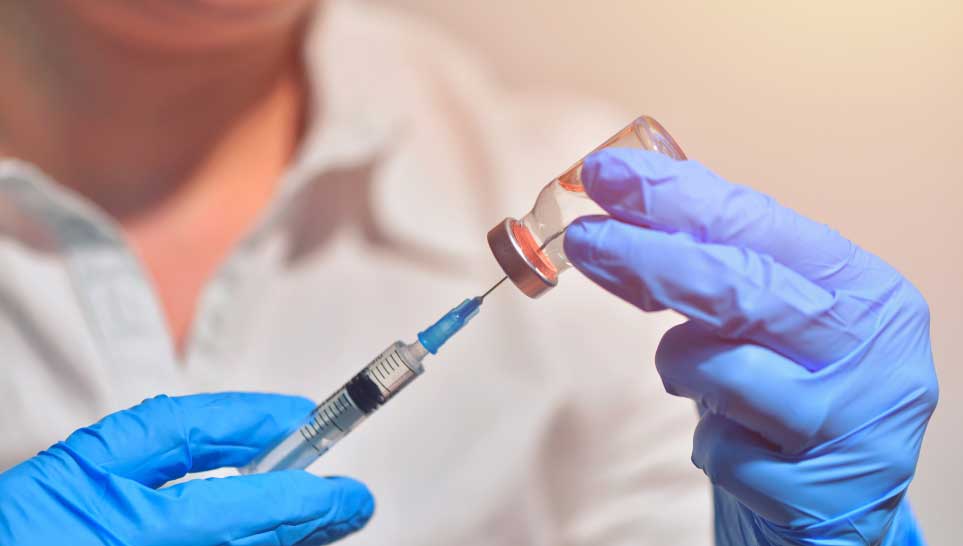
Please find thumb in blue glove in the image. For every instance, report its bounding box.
[0,392,375,546]
[564,148,936,546]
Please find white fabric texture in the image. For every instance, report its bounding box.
[0,2,711,544]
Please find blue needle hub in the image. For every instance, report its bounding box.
[417,297,483,354]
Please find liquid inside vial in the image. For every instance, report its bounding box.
[511,220,558,282]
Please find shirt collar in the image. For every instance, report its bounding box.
[265,2,407,211]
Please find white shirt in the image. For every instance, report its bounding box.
[0,2,710,544]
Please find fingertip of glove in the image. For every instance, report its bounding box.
[582,148,676,204]
[580,150,606,191]
[564,215,596,238]
[562,216,606,266]
[581,148,635,199]
[285,395,319,417]
[326,477,376,527]
[297,485,375,546]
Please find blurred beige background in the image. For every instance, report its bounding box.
[373,0,963,542]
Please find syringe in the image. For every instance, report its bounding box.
[240,295,486,474]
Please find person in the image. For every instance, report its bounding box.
[0,1,936,545]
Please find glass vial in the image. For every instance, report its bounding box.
[487,115,686,298]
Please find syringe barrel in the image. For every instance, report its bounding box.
[240,340,427,474]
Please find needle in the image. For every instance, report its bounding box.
[479,276,508,302]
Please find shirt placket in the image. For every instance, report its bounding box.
[182,241,258,384]
[2,166,182,404]
[52,216,182,400]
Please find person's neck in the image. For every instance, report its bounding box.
[0,4,310,221]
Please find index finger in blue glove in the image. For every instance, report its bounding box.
[63,393,315,487]
[579,148,900,293]
[564,217,870,369]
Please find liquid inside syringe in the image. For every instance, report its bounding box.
[240,292,494,475]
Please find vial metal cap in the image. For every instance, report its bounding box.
[487,218,557,298]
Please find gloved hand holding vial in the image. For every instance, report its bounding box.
[486,116,936,545]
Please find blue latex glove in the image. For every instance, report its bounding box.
[0,393,374,546]
[564,148,937,546]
